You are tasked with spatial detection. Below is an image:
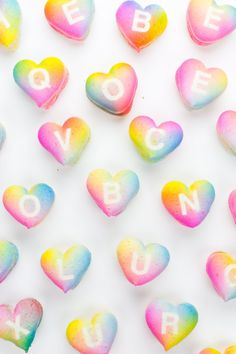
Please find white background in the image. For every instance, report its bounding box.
[1,0,236,353]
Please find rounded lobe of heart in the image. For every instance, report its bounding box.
[217,111,236,155]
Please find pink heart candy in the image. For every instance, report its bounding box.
[176,58,227,109]
[187,0,236,46]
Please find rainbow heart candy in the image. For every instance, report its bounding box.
[145,300,198,351]
[187,0,236,46]
[0,0,21,49]
[176,58,227,110]
[86,63,138,115]
[207,251,236,301]
[38,117,90,166]
[117,238,170,286]
[0,298,43,352]
[13,57,69,109]
[87,169,140,217]
[41,244,91,293]
[162,180,215,228]
[3,183,55,229]
[200,348,236,354]
[66,312,118,354]
[217,111,236,155]
[129,116,183,162]
[116,1,168,51]
[45,0,95,41]
[0,240,18,283]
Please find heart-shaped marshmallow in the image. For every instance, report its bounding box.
[0,298,43,352]
[207,251,236,301]
[13,57,69,109]
[86,63,138,115]
[129,116,183,162]
[117,238,170,286]
[66,312,118,354]
[145,300,198,351]
[176,58,227,109]
[45,0,94,41]
[3,183,55,229]
[38,117,90,166]
[187,0,236,46]
[0,0,21,49]
[87,169,139,217]
[0,240,18,283]
[116,1,167,51]
[41,244,91,293]
[161,180,215,228]
[217,111,236,155]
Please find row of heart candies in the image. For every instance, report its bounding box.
[11,58,230,112]
[1,238,236,353]
[1,0,236,50]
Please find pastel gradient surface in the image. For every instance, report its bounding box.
[117,238,170,286]
[87,169,140,217]
[3,183,55,229]
[13,57,69,109]
[207,251,236,301]
[200,348,236,354]
[145,300,198,351]
[129,116,183,162]
[41,244,91,293]
[67,312,118,354]
[0,0,21,49]
[217,111,236,155]
[0,298,43,352]
[86,63,138,115]
[176,59,227,109]
[38,117,90,166]
[0,240,18,283]
[45,0,94,41]
[116,1,168,51]
[229,190,236,223]
[162,180,215,228]
[187,0,236,46]
[0,123,6,150]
